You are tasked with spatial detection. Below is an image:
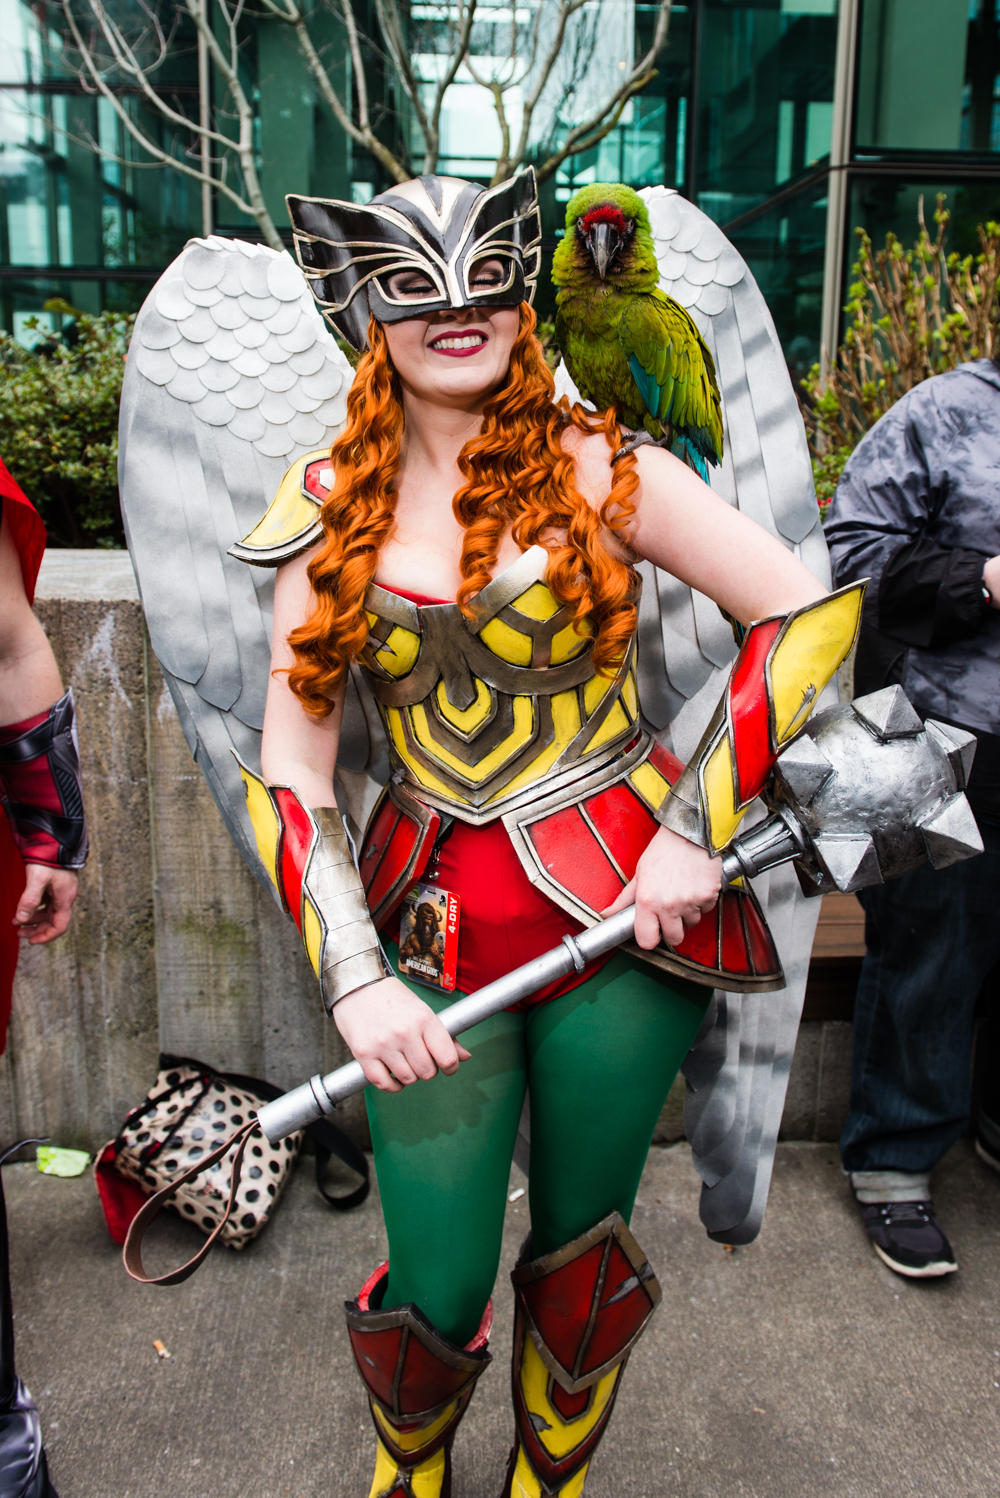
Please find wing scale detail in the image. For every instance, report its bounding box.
[119,235,383,890]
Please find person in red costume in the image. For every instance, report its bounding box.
[0,455,87,1498]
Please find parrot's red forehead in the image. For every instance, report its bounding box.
[578,205,630,234]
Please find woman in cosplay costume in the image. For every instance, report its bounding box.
[116,170,857,1494]
[0,457,88,1498]
[205,172,863,1498]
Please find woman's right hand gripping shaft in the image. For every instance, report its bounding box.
[333,977,472,1093]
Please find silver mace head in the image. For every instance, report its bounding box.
[720,685,984,893]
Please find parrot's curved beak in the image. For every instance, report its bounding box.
[585,220,620,281]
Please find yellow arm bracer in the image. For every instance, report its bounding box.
[658,582,865,855]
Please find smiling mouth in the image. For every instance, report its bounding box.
[428,331,488,357]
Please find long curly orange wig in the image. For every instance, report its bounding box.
[287,304,640,717]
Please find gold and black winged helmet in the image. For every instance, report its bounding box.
[285,169,542,350]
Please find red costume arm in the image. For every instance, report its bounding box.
[0,458,45,606]
[657,583,866,854]
[0,459,83,1053]
[237,756,390,1012]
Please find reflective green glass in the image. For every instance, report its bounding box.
[0,273,152,347]
[695,0,839,225]
[847,174,1000,262]
[727,174,830,382]
[0,0,201,316]
[0,87,201,270]
[855,0,1000,155]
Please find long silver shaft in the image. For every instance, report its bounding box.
[256,907,637,1144]
[256,807,808,1146]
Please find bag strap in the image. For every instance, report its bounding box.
[309,1117,370,1211]
[115,1064,215,1162]
[196,1060,371,1211]
[137,1072,215,1166]
[123,1119,257,1286]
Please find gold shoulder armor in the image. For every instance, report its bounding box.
[228,449,332,566]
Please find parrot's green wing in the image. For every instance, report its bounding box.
[619,292,723,471]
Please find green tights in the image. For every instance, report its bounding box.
[366,947,710,1347]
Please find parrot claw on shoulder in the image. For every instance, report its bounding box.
[611,429,671,463]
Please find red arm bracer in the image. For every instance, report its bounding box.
[0,690,88,868]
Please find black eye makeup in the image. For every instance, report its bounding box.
[385,269,439,300]
[468,258,509,291]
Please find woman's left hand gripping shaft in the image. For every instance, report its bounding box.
[602,824,722,949]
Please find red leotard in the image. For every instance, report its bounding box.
[376,585,610,1004]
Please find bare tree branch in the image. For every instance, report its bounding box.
[372,0,430,150]
[509,0,589,171]
[338,0,373,136]
[261,0,410,183]
[465,0,672,186]
[58,0,675,261]
[533,0,673,183]
[424,0,478,173]
[465,6,521,183]
[464,67,511,183]
[59,0,284,248]
[68,0,227,145]
[369,0,479,173]
[49,116,221,188]
[183,0,282,243]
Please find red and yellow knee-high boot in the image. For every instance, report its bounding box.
[345,1263,493,1498]
[501,1213,661,1498]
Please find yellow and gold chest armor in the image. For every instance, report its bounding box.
[229,453,861,998]
[359,546,640,823]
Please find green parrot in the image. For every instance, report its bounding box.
[552,183,723,479]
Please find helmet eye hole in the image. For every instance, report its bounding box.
[468,256,508,293]
[384,267,438,301]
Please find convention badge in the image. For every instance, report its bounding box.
[398,882,460,991]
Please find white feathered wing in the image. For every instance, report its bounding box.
[556,186,833,1243]
[118,235,384,890]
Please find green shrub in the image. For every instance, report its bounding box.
[800,198,1000,518]
[0,307,134,547]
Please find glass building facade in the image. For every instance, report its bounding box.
[709,0,1000,377]
[0,0,352,339]
[2,0,998,369]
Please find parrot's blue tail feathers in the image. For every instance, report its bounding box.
[671,435,710,482]
[627,355,663,421]
[695,424,722,469]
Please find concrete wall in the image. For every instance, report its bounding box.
[2,553,853,1154]
[1,553,367,1153]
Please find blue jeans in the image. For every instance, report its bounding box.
[840,820,1000,1178]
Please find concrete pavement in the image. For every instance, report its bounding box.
[6,1139,1000,1498]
